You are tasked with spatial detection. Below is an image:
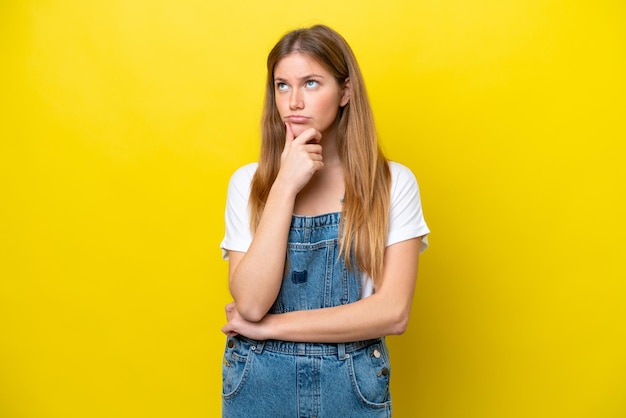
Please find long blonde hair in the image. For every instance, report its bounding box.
[250,25,391,286]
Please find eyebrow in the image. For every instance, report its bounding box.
[274,73,325,82]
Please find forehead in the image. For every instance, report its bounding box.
[273,52,332,79]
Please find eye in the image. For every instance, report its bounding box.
[276,82,288,92]
[305,80,319,88]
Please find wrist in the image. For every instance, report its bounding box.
[268,178,298,206]
[260,313,279,340]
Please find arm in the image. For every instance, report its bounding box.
[228,125,323,322]
[223,237,421,342]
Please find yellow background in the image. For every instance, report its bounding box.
[1,1,624,417]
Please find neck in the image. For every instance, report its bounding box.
[320,120,341,166]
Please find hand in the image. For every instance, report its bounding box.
[276,123,323,194]
[222,302,272,340]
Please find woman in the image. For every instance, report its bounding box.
[219,24,429,417]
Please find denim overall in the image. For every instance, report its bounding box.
[222,213,392,417]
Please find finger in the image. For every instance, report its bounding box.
[293,128,322,145]
[221,326,238,337]
[302,151,324,163]
[303,144,323,155]
[307,129,323,144]
[285,122,295,143]
[313,160,325,172]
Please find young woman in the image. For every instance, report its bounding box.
[219,24,429,417]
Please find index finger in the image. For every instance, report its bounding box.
[293,127,322,145]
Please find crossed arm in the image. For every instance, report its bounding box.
[222,236,421,343]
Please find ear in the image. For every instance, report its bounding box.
[339,77,350,107]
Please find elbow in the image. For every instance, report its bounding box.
[388,310,411,336]
[235,302,268,323]
[229,285,272,322]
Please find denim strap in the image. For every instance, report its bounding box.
[337,342,347,360]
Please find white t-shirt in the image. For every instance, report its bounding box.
[220,161,430,297]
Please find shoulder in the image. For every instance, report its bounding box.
[227,162,258,188]
[230,162,258,182]
[388,161,419,192]
[386,161,430,251]
[225,162,258,202]
[389,161,416,181]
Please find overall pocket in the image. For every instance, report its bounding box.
[221,336,254,399]
[347,341,392,407]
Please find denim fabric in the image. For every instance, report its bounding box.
[222,213,392,417]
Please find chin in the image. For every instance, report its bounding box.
[290,125,308,137]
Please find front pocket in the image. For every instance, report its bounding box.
[347,342,392,407]
[221,337,254,399]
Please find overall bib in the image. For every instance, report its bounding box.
[222,213,392,417]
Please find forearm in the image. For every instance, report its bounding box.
[225,234,421,343]
[243,239,422,342]
[262,292,412,343]
[229,180,296,321]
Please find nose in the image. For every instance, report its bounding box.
[289,88,304,110]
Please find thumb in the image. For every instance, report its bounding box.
[285,122,295,144]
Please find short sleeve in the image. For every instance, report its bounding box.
[387,162,430,253]
[219,163,258,259]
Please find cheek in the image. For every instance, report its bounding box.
[319,101,340,121]
[275,95,289,116]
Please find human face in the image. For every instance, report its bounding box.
[273,52,349,139]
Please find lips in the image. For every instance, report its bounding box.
[285,115,310,123]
